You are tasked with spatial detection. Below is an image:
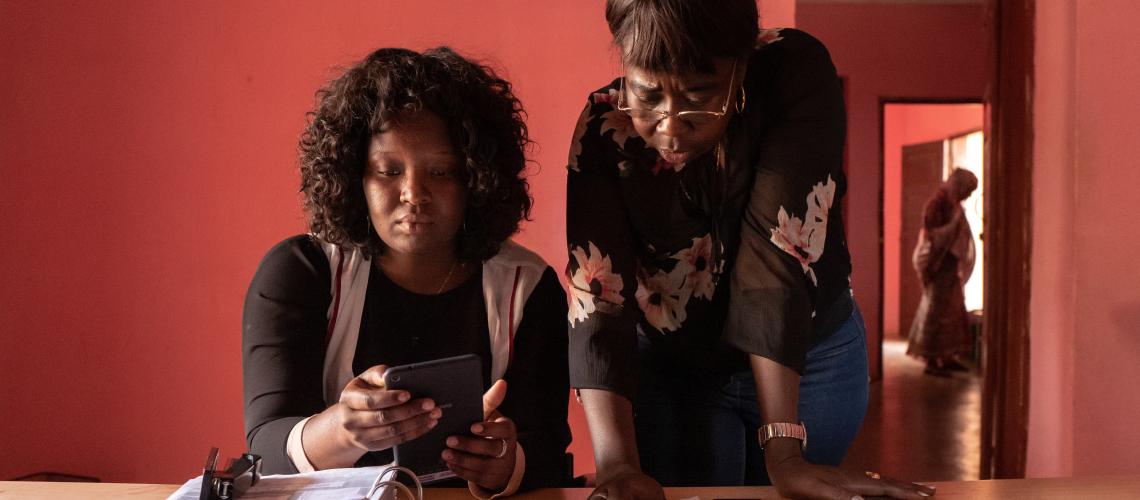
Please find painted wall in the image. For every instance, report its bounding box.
[882,104,983,339]
[1028,0,1140,478]
[759,0,795,29]
[0,0,617,483]
[797,3,987,376]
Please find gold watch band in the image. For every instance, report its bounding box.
[758,422,807,451]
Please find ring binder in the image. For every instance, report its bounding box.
[366,465,424,500]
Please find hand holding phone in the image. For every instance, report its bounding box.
[336,364,444,448]
[383,354,485,483]
[441,379,519,492]
[299,363,443,471]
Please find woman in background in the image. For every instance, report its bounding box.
[242,47,569,497]
[908,168,979,376]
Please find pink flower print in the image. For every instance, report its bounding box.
[568,242,625,326]
[590,89,635,149]
[636,268,688,333]
[756,28,785,48]
[567,104,592,172]
[768,176,836,286]
[592,89,620,105]
[673,235,717,301]
[769,211,811,280]
[600,109,635,149]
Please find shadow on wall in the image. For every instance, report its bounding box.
[1111,303,1140,337]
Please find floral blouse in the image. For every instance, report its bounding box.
[566,29,855,400]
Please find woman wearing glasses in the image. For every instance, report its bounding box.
[566,1,933,499]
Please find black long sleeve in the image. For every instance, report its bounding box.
[499,268,572,488]
[566,29,856,396]
[241,235,331,474]
[242,236,571,484]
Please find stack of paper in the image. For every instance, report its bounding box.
[168,465,408,500]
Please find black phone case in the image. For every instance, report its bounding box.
[382,354,484,483]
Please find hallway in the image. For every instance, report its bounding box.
[842,339,981,482]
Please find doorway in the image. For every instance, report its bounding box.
[864,101,985,481]
[883,102,984,345]
[797,0,1033,480]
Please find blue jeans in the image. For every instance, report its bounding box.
[633,305,870,486]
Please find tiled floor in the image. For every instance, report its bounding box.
[842,339,981,482]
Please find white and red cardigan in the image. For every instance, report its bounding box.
[286,237,550,496]
[316,238,551,405]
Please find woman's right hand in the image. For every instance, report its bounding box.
[303,364,442,469]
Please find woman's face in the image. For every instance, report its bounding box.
[622,56,742,166]
[364,110,467,260]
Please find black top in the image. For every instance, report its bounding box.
[354,265,493,384]
[243,235,571,488]
[566,29,855,400]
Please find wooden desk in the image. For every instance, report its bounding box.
[1,476,1138,499]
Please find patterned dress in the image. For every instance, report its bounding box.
[907,188,975,360]
[566,29,858,399]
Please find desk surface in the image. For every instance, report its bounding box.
[1,476,1138,499]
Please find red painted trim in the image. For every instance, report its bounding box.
[325,253,345,346]
[507,266,522,366]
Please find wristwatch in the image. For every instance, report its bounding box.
[758,422,807,452]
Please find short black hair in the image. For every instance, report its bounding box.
[298,47,532,261]
[605,0,759,73]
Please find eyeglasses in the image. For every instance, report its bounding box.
[617,60,737,126]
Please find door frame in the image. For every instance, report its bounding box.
[868,0,1034,479]
[980,0,1034,480]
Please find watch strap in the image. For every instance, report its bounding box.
[758,422,807,451]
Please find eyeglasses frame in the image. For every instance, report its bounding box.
[616,59,739,126]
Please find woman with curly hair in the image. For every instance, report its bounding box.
[242,47,570,497]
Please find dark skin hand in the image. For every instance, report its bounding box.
[577,359,936,500]
[302,364,441,470]
[579,389,664,500]
[752,355,937,499]
[442,379,518,492]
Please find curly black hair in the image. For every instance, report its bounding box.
[299,46,532,261]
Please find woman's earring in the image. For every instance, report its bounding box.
[736,85,747,113]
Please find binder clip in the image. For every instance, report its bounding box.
[199,447,262,500]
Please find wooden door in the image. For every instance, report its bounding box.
[898,140,945,340]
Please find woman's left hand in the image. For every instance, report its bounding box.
[769,455,936,500]
[443,379,518,491]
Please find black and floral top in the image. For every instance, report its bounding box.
[566,29,855,400]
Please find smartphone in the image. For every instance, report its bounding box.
[381,354,484,484]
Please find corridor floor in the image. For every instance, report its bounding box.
[842,339,981,482]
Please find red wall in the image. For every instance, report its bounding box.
[0,0,615,483]
[797,3,987,377]
[1028,0,1140,477]
[758,0,795,29]
[0,0,1029,485]
[882,104,983,339]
